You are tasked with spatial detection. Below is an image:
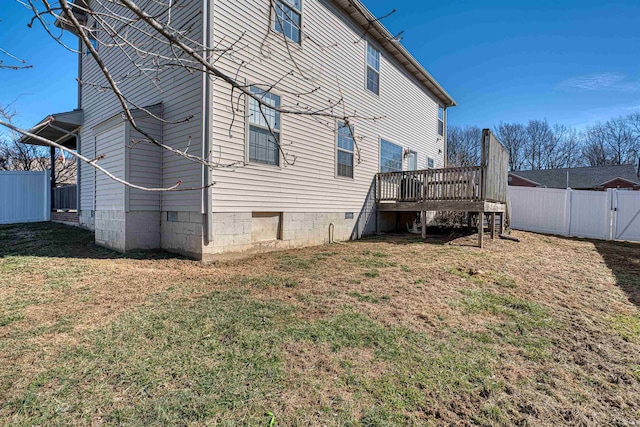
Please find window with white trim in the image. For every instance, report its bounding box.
[438,104,445,136]
[366,43,380,95]
[336,122,354,178]
[273,0,302,44]
[380,139,402,172]
[248,86,281,166]
[427,156,435,169]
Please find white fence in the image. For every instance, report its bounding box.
[509,186,640,242]
[0,171,50,225]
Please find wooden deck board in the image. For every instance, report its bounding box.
[376,200,507,213]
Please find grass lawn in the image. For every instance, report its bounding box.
[1,223,640,426]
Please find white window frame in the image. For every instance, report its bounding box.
[246,85,282,167]
[273,0,302,45]
[366,42,380,95]
[427,156,435,169]
[408,150,418,171]
[335,121,355,179]
[379,138,403,173]
[438,104,445,136]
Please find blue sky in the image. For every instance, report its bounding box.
[1,0,639,131]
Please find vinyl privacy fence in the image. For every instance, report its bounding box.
[0,171,50,225]
[509,186,640,242]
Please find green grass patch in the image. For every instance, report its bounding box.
[609,313,640,345]
[242,275,299,289]
[457,290,555,360]
[275,254,312,271]
[364,269,380,278]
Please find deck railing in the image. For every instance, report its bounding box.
[375,129,509,205]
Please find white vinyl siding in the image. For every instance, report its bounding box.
[273,0,302,44]
[366,42,380,95]
[380,139,403,173]
[210,0,446,213]
[94,123,125,211]
[336,122,354,178]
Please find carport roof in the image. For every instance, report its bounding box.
[18,109,83,150]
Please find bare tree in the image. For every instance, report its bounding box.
[447,125,481,167]
[583,123,609,166]
[0,0,389,191]
[524,119,553,170]
[493,122,527,171]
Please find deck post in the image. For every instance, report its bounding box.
[490,212,496,239]
[478,212,484,248]
[498,213,504,235]
[376,210,381,234]
[421,211,426,239]
[467,212,473,229]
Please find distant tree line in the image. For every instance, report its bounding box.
[447,112,640,171]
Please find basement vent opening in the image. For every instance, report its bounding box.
[167,211,179,222]
[345,212,354,219]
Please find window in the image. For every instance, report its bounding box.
[336,122,354,178]
[366,43,380,95]
[438,104,445,136]
[274,0,302,44]
[408,151,418,171]
[248,86,281,166]
[427,156,435,169]
[380,139,403,172]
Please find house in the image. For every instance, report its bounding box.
[21,0,464,260]
[509,164,640,191]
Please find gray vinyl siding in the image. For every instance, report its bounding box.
[210,0,446,214]
[128,113,162,211]
[94,123,125,211]
[78,0,204,214]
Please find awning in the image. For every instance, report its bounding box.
[19,109,83,150]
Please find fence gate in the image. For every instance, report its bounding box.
[0,171,50,225]
[613,190,640,241]
[509,186,640,243]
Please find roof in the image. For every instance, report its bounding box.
[18,110,84,150]
[509,164,640,189]
[335,0,456,107]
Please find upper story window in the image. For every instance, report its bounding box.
[248,86,281,166]
[438,104,445,136]
[366,43,380,95]
[274,0,302,44]
[380,139,402,172]
[336,122,354,178]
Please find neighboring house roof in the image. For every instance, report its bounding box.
[336,0,456,108]
[509,164,640,189]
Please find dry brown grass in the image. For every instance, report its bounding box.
[1,223,639,426]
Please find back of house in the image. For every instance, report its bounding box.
[64,0,455,260]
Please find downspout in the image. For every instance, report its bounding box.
[77,37,83,215]
[443,106,448,167]
[202,0,213,246]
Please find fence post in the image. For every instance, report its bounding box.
[564,188,572,237]
[608,189,617,241]
[44,170,51,222]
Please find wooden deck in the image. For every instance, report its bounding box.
[375,129,510,247]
